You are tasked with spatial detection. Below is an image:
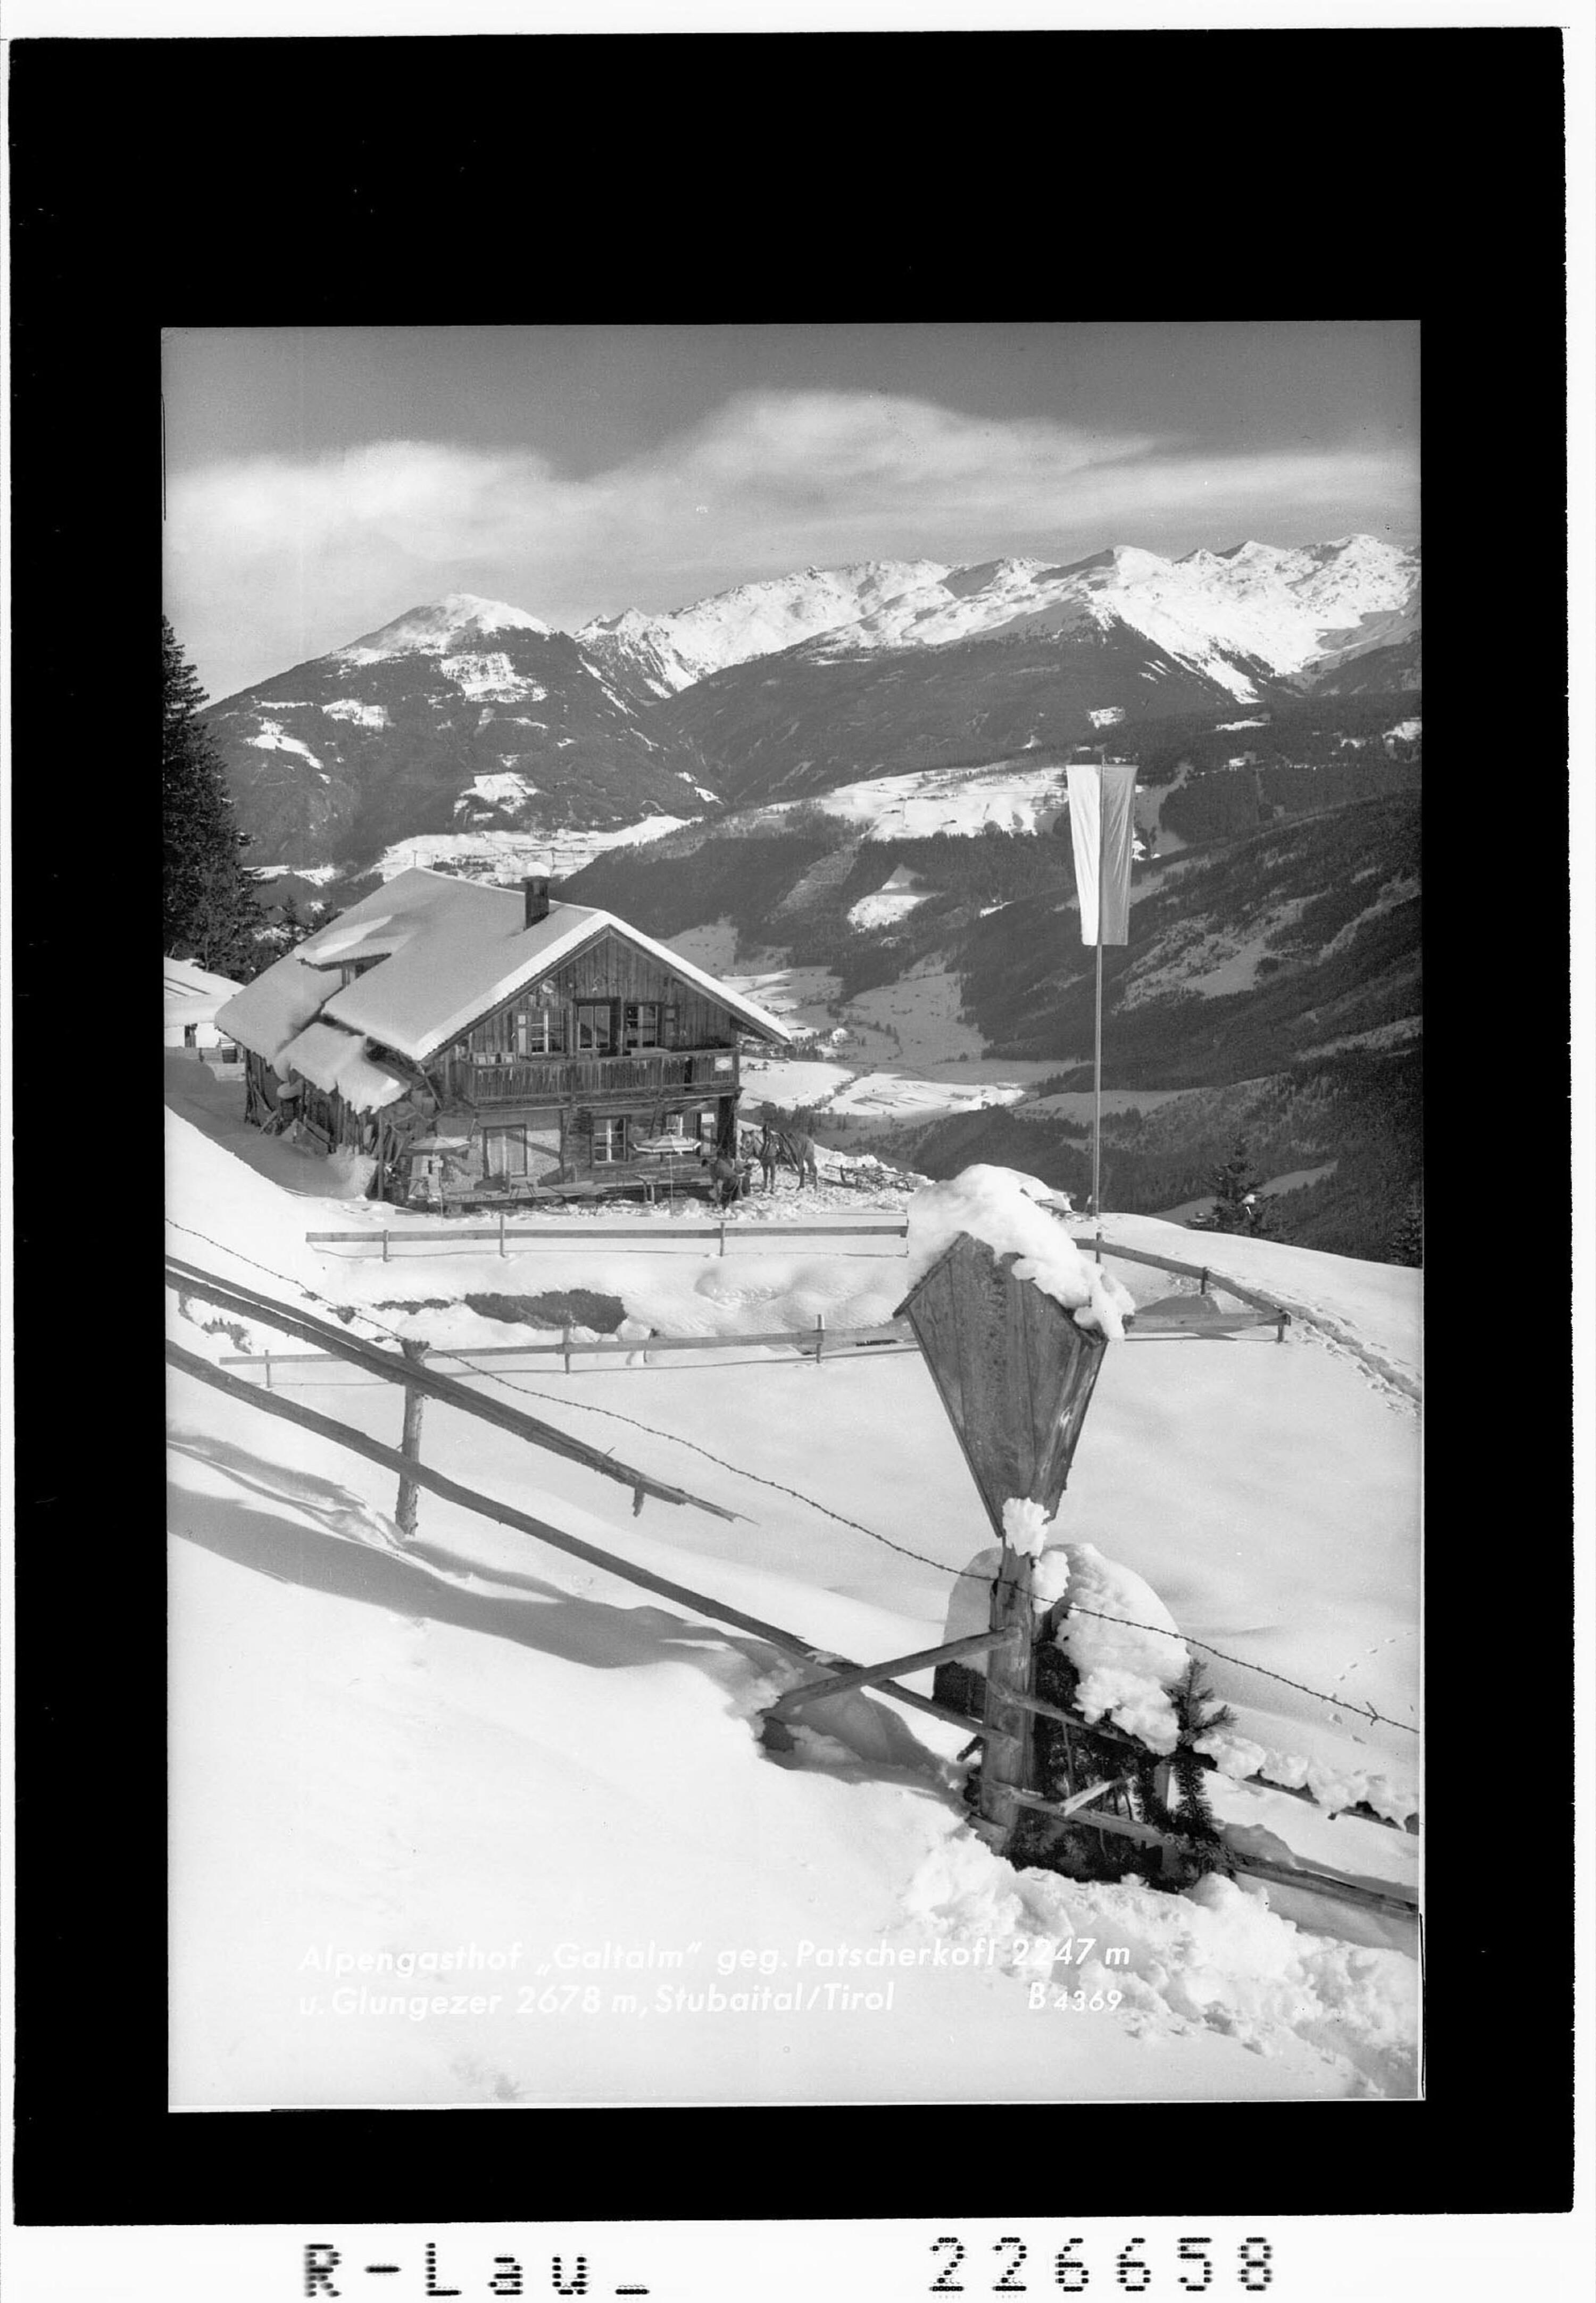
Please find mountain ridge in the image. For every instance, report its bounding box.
[201,532,1420,868]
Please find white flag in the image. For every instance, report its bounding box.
[1066,761,1137,946]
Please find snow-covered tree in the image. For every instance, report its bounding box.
[163,617,263,975]
[1199,1137,1269,1235]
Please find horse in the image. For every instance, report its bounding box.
[753,1122,819,1193]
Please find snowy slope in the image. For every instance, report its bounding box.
[369,816,696,885]
[1090,1211,1422,1406]
[767,761,1073,839]
[166,1072,1420,2108]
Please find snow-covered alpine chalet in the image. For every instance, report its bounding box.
[215,868,791,1203]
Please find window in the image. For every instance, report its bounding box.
[623,1002,675,1050]
[183,1024,197,1049]
[592,1116,628,1164]
[575,1002,615,1054]
[514,1009,562,1056]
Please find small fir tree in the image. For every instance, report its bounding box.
[1390,1185,1423,1267]
[1130,1662,1237,1887]
[163,617,263,976]
[1203,1136,1268,1235]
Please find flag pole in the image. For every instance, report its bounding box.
[1092,756,1104,1261]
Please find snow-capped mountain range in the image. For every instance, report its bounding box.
[205,536,1419,868]
[580,534,1419,703]
[577,559,949,695]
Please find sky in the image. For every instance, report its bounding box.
[163,322,1420,702]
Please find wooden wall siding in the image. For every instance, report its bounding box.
[452,926,743,1062]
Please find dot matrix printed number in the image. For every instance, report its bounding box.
[927,2235,1277,2291]
[931,2238,967,2292]
[1178,2238,1213,2291]
[995,2240,1029,2293]
[1238,2239,1274,2291]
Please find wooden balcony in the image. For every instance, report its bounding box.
[441,1050,735,1105]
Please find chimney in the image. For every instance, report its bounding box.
[522,875,550,928]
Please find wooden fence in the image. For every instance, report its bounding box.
[219,1316,915,1382]
[1068,1234,1292,1327]
[167,1254,741,1520]
[304,1215,910,1260]
[170,1245,1413,1923]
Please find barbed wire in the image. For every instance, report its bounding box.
[1052,1604,1419,1734]
[164,1218,962,1572]
[164,1216,1419,1737]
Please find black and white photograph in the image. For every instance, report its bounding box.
[4,12,1584,2296]
[160,318,1425,2108]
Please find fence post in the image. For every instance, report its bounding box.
[562,1324,573,1376]
[263,1353,273,1392]
[382,1230,390,1264]
[499,1208,507,1260]
[395,1338,431,1537]
[976,1548,1034,1848]
[814,1312,825,1364]
[718,1218,727,1258]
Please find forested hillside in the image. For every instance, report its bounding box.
[876,1044,1422,1261]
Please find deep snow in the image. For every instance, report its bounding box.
[165,1073,1420,2107]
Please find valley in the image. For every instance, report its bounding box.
[206,539,1422,1263]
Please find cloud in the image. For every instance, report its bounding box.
[165,390,1418,697]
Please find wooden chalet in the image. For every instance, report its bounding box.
[214,869,791,1203]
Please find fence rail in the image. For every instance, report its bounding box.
[219,1317,913,1377]
[165,1254,740,1519]
[1070,1234,1292,1327]
[304,1216,911,1259]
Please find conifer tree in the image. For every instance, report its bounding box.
[163,617,263,975]
[1204,1136,1268,1235]
[1389,1185,1423,1267]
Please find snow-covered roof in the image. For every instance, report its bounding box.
[165,957,243,1003]
[275,1019,409,1113]
[214,867,791,1075]
[164,957,242,1026]
[308,868,790,1059]
[213,954,329,1061]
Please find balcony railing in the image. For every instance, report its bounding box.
[442,1050,734,1104]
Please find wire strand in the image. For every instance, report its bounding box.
[164,1217,963,1571]
[164,1216,1418,1736]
